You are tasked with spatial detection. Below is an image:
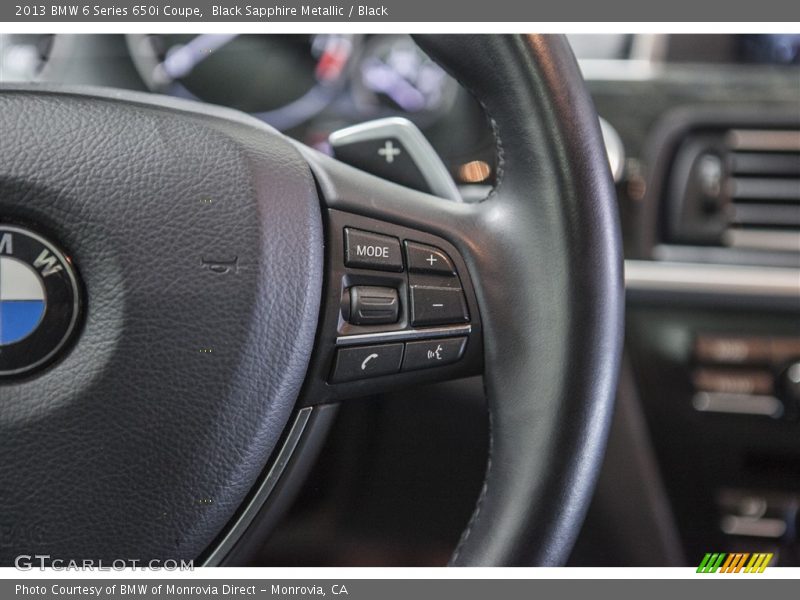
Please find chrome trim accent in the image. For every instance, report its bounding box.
[578,58,660,81]
[573,34,667,82]
[202,407,313,567]
[724,229,800,253]
[329,117,462,203]
[336,324,472,347]
[692,392,784,419]
[720,515,787,539]
[629,33,669,62]
[625,260,800,299]
[599,116,625,183]
[727,129,800,152]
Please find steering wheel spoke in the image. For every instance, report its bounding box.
[293,150,485,404]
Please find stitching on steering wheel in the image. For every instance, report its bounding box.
[435,65,505,204]
[434,49,504,563]
[449,386,494,564]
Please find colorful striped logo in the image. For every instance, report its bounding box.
[697,552,773,573]
[0,225,81,379]
[0,256,47,345]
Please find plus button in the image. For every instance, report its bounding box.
[377,140,401,164]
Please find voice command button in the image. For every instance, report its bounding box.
[402,337,467,371]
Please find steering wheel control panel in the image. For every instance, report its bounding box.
[300,209,483,404]
[332,226,470,382]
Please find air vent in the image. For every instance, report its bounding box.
[666,127,800,253]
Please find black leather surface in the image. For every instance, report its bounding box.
[0,88,322,562]
[416,34,624,566]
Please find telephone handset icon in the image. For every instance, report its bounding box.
[361,353,379,370]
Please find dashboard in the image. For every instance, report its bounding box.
[0,34,498,190]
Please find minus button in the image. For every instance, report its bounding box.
[410,285,469,326]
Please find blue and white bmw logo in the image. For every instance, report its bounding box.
[0,225,81,378]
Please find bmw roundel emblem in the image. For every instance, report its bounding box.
[0,225,81,378]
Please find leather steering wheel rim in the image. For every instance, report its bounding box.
[418,34,624,566]
[298,33,624,566]
[0,34,622,567]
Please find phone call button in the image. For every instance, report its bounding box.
[331,343,404,382]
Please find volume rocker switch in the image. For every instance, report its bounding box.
[405,241,456,275]
[348,286,400,325]
[410,286,469,326]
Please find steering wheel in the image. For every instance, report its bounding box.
[0,34,622,566]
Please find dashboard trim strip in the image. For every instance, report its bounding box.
[625,260,800,298]
[202,407,313,567]
[336,324,472,346]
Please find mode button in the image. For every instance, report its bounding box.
[344,228,403,272]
